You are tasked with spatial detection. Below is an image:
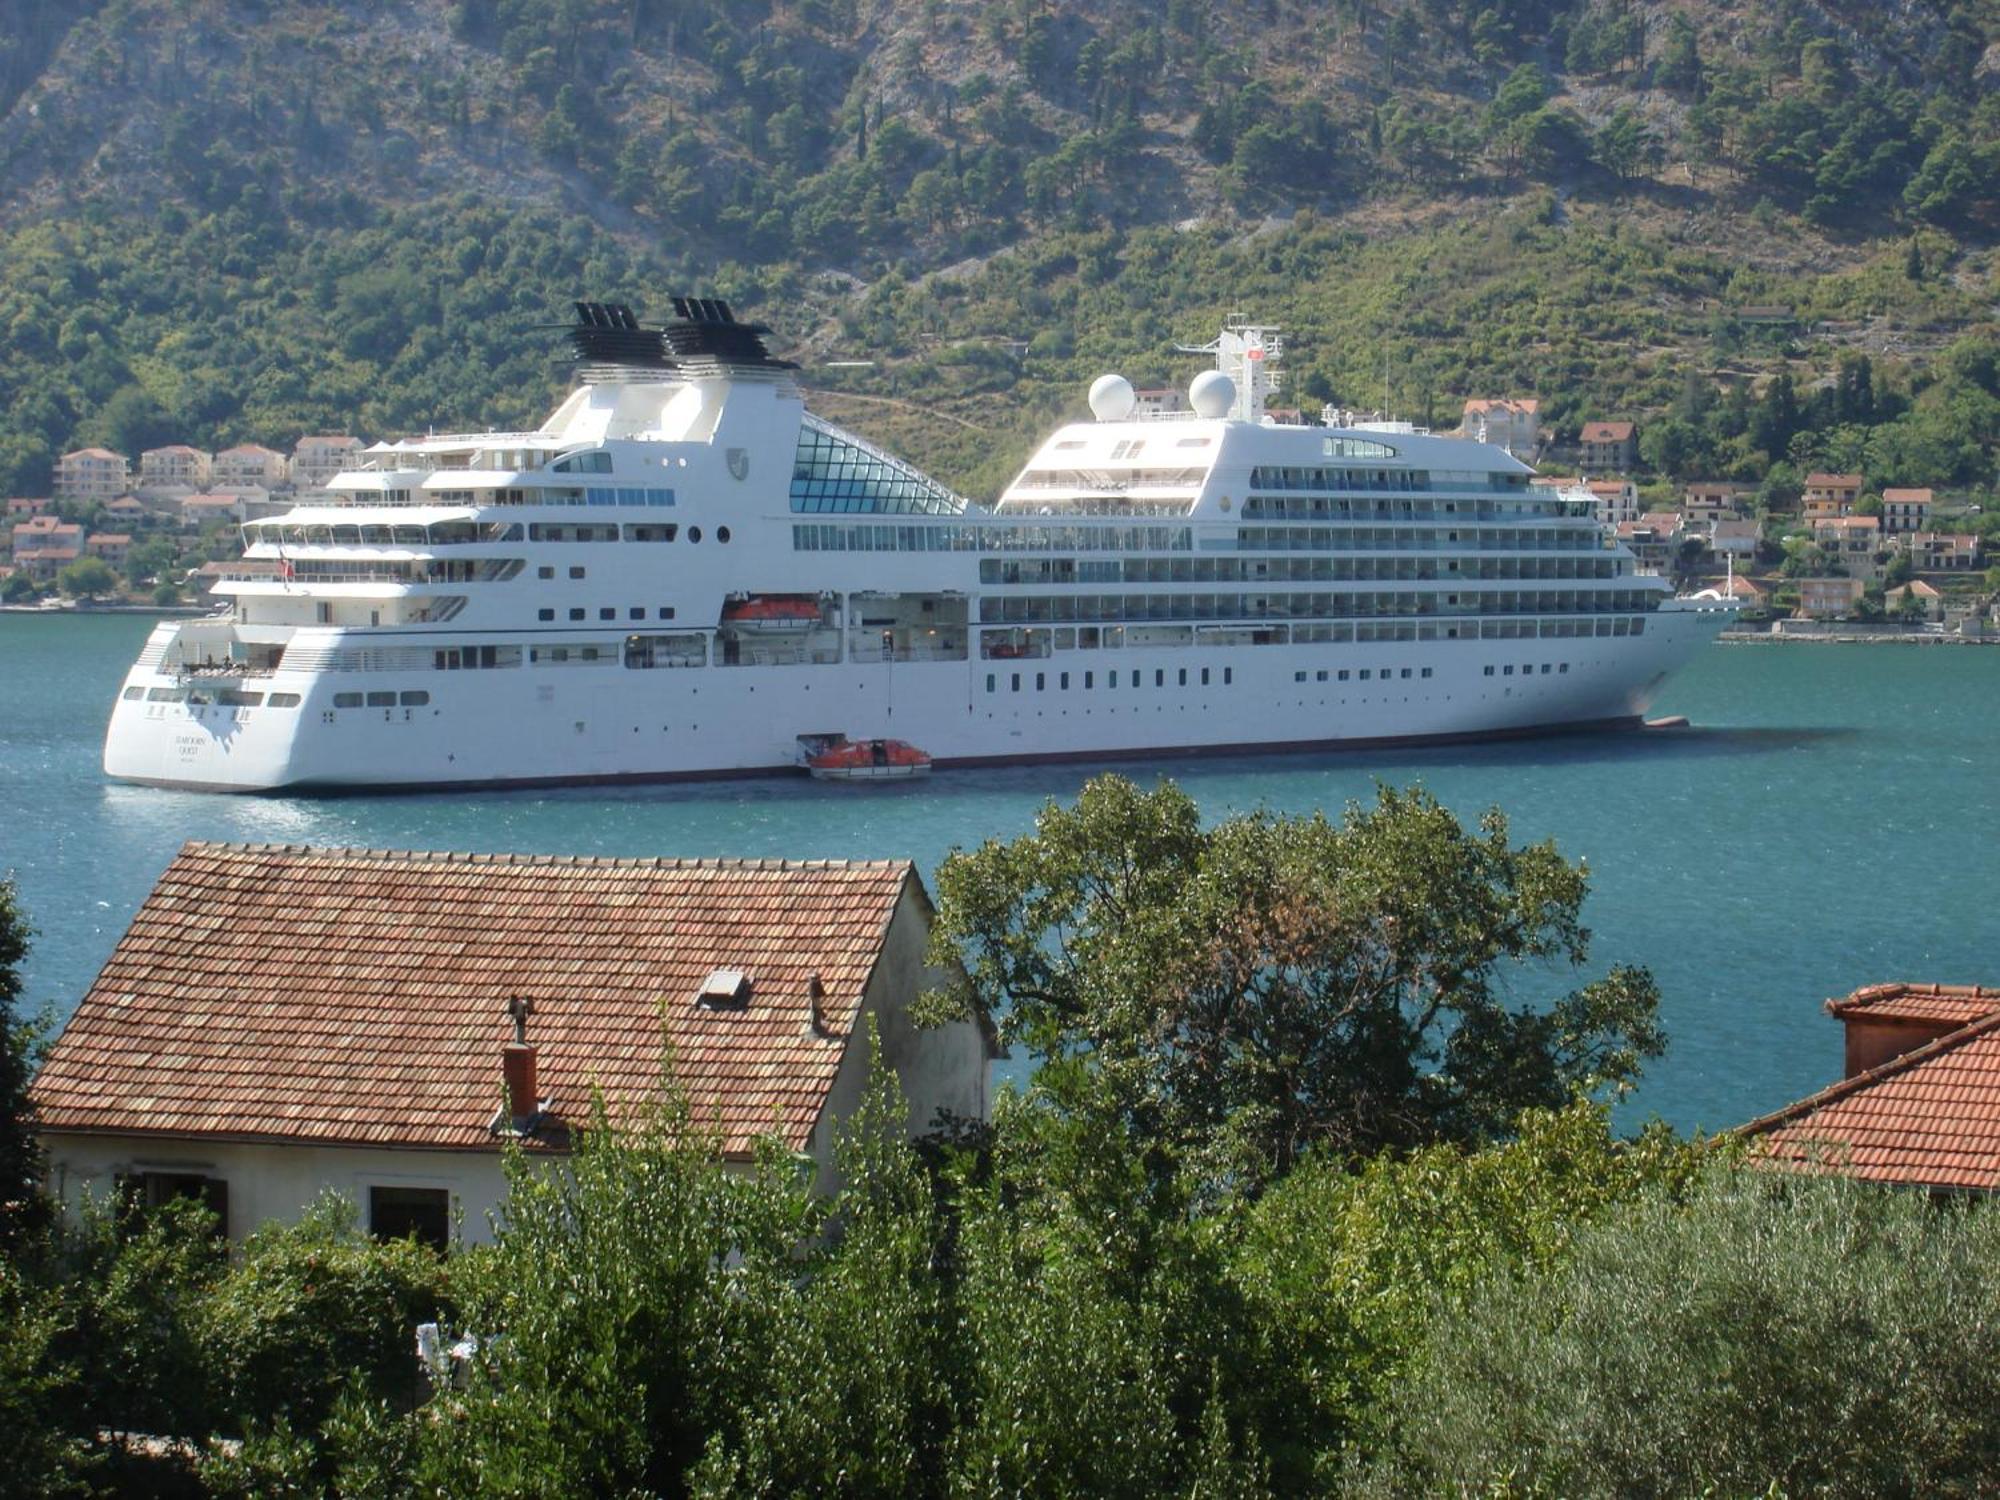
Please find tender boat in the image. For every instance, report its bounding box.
[805,738,933,781]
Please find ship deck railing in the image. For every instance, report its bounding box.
[846,645,969,663]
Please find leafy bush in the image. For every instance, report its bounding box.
[196,1194,445,1437]
[1369,1171,2000,1496]
[407,1090,810,1496]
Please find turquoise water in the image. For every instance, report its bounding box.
[4,612,1997,1133]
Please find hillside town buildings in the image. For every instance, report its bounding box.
[138,445,212,495]
[1802,472,1864,516]
[1578,420,1637,472]
[8,515,83,579]
[291,435,365,492]
[1460,397,1540,457]
[1881,488,1933,534]
[56,448,130,504]
[212,443,289,491]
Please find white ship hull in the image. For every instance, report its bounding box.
[104,608,1728,793]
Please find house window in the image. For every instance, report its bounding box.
[123,1171,228,1236]
[370,1185,450,1251]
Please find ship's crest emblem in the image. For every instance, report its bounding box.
[726,448,750,481]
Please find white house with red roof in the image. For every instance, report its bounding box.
[138,445,212,496]
[1459,397,1540,457]
[56,447,130,504]
[212,444,289,492]
[291,435,366,492]
[31,843,996,1245]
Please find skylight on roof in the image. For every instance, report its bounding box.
[697,969,751,1007]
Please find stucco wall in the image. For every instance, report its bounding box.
[805,882,990,1196]
[41,1135,515,1245]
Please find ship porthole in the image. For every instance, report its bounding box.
[689,526,703,543]
[717,526,731,543]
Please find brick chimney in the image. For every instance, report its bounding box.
[503,1041,538,1126]
[1830,984,2000,1078]
[501,995,540,1131]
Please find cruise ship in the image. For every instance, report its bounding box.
[104,300,1734,792]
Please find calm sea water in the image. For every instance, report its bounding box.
[4,612,1997,1133]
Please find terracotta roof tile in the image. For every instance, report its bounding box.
[1741,1008,2000,1191]
[31,843,918,1158]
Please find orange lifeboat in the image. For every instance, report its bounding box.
[806,738,933,781]
[721,596,823,632]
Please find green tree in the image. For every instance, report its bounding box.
[1594,106,1657,182]
[1233,1103,1712,1477]
[121,537,176,588]
[925,777,1664,1191]
[1655,15,1703,95]
[0,880,43,1252]
[56,557,119,600]
[692,1037,959,1497]
[0,572,35,603]
[1370,1173,2000,1496]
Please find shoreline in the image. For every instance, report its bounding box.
[0,603,211,617]
[1720,630,1996,645]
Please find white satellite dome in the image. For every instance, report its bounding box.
[1087,372,1136,421]
[1189,369,1236,419]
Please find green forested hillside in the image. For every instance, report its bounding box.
[1,0,1998,497]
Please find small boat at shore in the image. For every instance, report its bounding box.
[805,738,933,781]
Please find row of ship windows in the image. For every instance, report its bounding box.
[987,617,1650,650]
[984,558,1622,586]
[128,656,1591,710]
[1240,476,1536,506]
[538,606,680,622]
[987,666,1240,693]
[277,612,1655,681]
[791,524,1607,556]
[131,686,304,707]
[1248,464,1529,491]
[1233,526,1605,553]
[795,524,1194,554]
[436,486,677,507]
[529,522,711,543]
[982,661,1577,696]
[977,591,1656,623]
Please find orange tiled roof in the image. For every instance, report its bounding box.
[1580,421,1635,442]
[1742,1009,2000,1191]
[1804,472,1863,488]
[1881,488,1933,503]
[1826,982,2000,1029]
[31,843,920,1157]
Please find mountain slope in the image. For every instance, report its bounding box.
[1,0,1997,497]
